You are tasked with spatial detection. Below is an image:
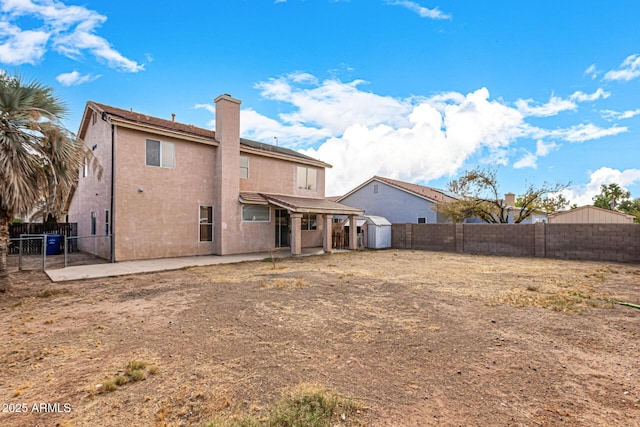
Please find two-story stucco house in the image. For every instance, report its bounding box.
[337,176,455,224]
[67,94,362,261]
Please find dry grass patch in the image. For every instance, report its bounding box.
[35,288,70,298]
[207,384,366,427]
[93,360,158,394]
[489,281,616,312]
[259,277,309,290]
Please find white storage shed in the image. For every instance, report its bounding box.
[365,215,392,249]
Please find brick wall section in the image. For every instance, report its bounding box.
[391,223,640,263]
[410,224,457,251]
[463,224,535,257]
[545,224,640,263]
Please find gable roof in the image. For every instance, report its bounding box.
[548,205,635,222]
[81,101,329,167]
[338,176,457,204]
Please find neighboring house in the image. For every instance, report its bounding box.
[500,193,549,224]
[548,205,635,224]
[337,176,456,224]
[67,94,362,261]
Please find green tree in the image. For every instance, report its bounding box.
[0,73,96,292]
[592,183,630,210]
[618,198,640,223]
[439,167,569,223]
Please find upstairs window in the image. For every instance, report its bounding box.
[418,217,426,224]
[297,166,317,191]
[240,156,249,179]
[146,139,175,168]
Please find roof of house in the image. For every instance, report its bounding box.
[84,101,327,166]
[548,205,636,220]
[338,175,457,204]
[239,192,364,215]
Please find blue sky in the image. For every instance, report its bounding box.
[1,0,639,203]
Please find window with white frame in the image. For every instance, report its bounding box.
[240,156,249,179]
[418,217,426,224]
[297,166,317,191]
[199,206,213,242]
[104,209,110,235]
[242,205,270,222]
[146,139,175,168]
[301,214,317,231]
[82,157,88,178]
[90,211,96,235]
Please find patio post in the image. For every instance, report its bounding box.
[323,214,333,253]
[290,213,302,255]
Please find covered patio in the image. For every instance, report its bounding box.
[239,192,364,255]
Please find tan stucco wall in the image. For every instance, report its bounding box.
[240,152,326,198]
[67,113,112,259]
[113,126,216,260]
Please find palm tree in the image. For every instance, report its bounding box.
[0,73,90,292]
[593,183,630,210]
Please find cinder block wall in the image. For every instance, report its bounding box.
[463,224,535,257]
[391,223,640,263]
[545,224,640,262]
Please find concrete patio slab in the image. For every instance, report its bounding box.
[46,247,328,282]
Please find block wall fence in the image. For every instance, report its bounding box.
[391,223,640,263]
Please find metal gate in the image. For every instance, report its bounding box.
[8,235,47,272]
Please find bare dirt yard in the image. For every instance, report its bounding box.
[0,250,639,426]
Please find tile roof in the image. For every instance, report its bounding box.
[239,192,364,215]
[89,102,215,140]
[338,175,457,204]
[87,101,324,165]
[372,176,457,203]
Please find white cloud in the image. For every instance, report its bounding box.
[253,72,413,139]
[386,1,451,20]
[0,0,143,71]
[300,86,527,194]
[515,89,610,118]
[513,152,537,169]
[535,140,559,156]
[569,88,610,102]
[585,64,599,79]
[552,123,627,143]
[515,95,576,117]
[198,73,623,195]
[55,70,98,86]
[512,140,559,170]
[604,54,640,82]
[600,108,640,121]
[561,167,640,206]
[529,122,627,143]
[0,21,49,64]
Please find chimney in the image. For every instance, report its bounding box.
[213,94,242,255]
[214,94,241,145]
[171,113,175,122]
[504,193,516,207]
